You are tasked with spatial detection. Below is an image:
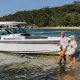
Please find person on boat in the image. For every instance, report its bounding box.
[67,35,77,68]
[58,32,68,64]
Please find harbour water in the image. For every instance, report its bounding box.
[0,53,79,80]
[0,29,80,80]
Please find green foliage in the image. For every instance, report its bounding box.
[0,3,80,27]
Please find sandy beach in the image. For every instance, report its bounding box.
[36,27,80,30]
[0,53,79,80]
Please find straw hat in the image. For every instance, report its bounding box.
[69,35,75,39]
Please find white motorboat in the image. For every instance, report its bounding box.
[0,21,65,53]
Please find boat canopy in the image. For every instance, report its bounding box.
[0,21,26,26]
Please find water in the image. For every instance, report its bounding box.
[0,53,79,80]
[24,29,80,37]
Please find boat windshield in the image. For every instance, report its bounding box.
[10,28,26,33]
[0,24,26,35]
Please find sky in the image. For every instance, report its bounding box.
[0,0,76,17]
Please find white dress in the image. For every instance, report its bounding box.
[66,40,77,55]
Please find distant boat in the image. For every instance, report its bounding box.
[0,21,69,53]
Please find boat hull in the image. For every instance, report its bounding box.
[0,42,60,53]
[0,37,61,53]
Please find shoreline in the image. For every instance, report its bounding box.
[33,27,80,30]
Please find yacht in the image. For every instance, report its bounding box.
[0,21,64,53]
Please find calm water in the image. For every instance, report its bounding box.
[25,29,80,37]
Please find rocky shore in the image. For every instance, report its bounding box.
[0,53,79,80]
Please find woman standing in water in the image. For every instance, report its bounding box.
[67,35,77,69]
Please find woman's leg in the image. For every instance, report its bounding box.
[69,56,73,67]
[70,56,76,69]
[73,57,76,66]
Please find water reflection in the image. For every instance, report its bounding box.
[59,63,66,74]
[59,63,78,80]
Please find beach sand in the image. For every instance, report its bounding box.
[0,53,79,80]
[36,27,80,30]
